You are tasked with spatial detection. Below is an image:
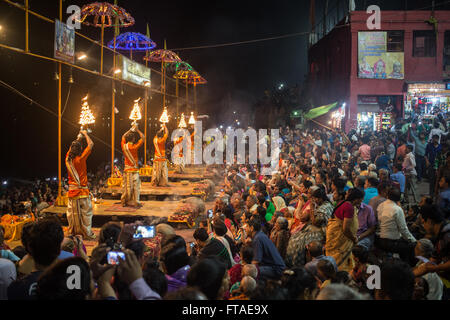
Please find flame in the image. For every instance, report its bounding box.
[129,98,142,122]
[178,113,187,128]
[188,112,196,125]
[159,107,169,123]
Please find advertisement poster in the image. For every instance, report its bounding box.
[358,32,404,79]
[118,55,151,86]
[54,20,75,63]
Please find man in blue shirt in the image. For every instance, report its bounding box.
[437,175,450,219]
[409,127,427,183]
[363,177,379,205]
[304,241,337,281]
[391,163,406,194]
[248,215,286,280]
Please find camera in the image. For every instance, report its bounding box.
[133,225,156,239]
[107,251,125,265]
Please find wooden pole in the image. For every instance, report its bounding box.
[186,80,189,111]
[100,22,104,75]
[194,83,197,114]
[162,62,166,108]
[57,0,62,201]
[176,79,179,119]
[25,0,29,52]
[144,89,148,166]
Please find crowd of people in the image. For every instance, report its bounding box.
[1,114,449,301]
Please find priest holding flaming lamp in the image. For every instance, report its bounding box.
[65,95,96,240]
[151,107,169,187]
[121,98,145,208]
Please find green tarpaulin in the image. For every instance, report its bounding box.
[304,102,339,120]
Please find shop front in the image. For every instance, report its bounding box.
[357,95,400,131]
[405,83,450,119]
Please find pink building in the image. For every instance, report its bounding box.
[308,10,450,132]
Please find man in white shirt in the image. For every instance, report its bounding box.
[403,145,418,205]
[375,187,417,266]
[428,122,448,144]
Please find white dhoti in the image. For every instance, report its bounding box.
[151,160,169,186]
[175,156,186,174]
[121,171,141,206]
[67,196,94,239]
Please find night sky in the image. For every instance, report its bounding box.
[0,0,444,179]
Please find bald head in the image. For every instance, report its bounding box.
[241,276,257,295]
[242,263,258,279]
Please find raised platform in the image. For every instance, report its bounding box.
[101,181,197,201]
[41,199,214,228]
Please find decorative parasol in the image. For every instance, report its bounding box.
[143,47,182,112]
[78,2,135,74]
[167,61,193,74]
[108,32,156,60]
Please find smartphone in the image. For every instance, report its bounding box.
[107,251,125,265]
[207,209,213,219]
[133,226,156,239]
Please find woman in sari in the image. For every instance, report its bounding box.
[285,188,334,268]
[325,188,359,272]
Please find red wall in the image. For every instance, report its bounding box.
[308,10,450,132]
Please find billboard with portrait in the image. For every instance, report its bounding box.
[54,20,75,64]
[358,32,404,79]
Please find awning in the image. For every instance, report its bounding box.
[304,102,339,120]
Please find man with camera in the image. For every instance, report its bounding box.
[121,126,145,208]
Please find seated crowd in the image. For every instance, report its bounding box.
[0,122,450,300]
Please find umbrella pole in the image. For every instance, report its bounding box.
[144,88,148,166]
[100,23,105,75]
[176,79,179,119]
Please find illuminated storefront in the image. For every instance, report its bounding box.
[357,95,398,131]
[405,83,450,118]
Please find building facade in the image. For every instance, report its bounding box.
[307,10,450,132]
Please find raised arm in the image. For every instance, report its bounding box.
[81,130,94,149]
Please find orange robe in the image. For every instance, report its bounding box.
[66,146,91,199]
[154,132,168,161]
[122,138,143,172]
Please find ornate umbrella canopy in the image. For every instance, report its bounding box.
[187,74,207,85]
[143,49,181,63]
[174,69,199,80]
[78,2,135,28]
[108,32,157,51]
[167,61,193,74]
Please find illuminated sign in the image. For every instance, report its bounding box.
[117,55,151,86]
